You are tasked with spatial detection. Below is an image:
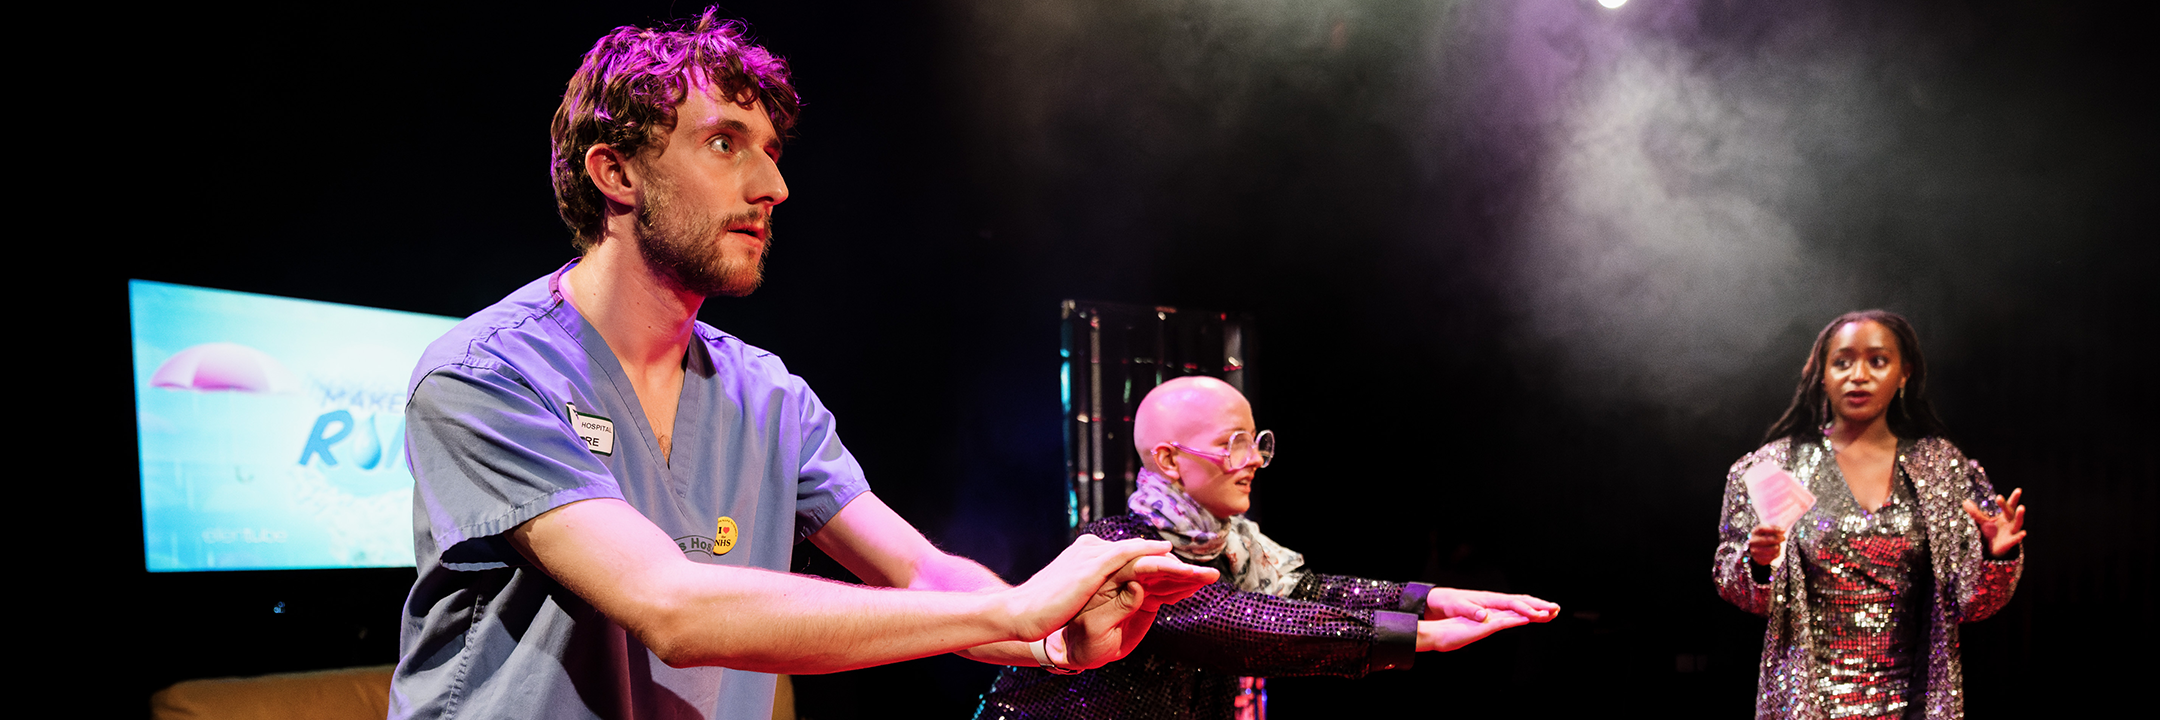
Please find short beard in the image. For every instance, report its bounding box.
[632,170,770,298]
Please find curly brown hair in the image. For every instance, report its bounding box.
[549,8,801,250]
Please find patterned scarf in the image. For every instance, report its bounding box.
[1128,468,1306,596]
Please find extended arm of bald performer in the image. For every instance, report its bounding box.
[809,492,1219,669]
[1424,587,1560,623]
[507,495,1187,674]
[1412,588,1558,651]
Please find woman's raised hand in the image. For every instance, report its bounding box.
[1962,488,2027,558]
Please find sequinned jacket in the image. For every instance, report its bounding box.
[975,514,1427,720]
[1713,436,2022,720]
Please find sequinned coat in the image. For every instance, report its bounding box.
[976,514,1426,720]
[1713,437,2022,720]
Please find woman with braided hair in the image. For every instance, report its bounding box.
[1713,310,2026,719]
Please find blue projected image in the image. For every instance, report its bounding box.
[130,280,461,572]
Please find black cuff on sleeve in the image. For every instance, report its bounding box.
[1366,610,1419,674]
[1749,559,1774,585]
[1397,582,1434,614]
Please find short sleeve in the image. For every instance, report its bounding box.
[788,376,869,542]
[406,362,623,569]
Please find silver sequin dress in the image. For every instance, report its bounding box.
[975,514,1426,720]
[1714,437,2022,720]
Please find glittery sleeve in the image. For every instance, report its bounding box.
[1144,582,1406,676]
[1289,573,1418,611]
[1931,446,2024,623]
[1713,443,1787,616]
[1085,515,1406,677]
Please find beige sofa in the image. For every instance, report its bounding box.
[152,667,796,719]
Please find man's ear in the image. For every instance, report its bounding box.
[584,144,639,209]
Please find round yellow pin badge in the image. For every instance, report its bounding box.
[714,517,739,555]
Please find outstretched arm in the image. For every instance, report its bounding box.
[1424,588,1560,623]
[806,492,1216,669]
[807,492,1010,591]
[1082,531,1422,675]
[509,496,1177,674]
[1417,612,1534,651]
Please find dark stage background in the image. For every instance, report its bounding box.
[68,0,2152,716]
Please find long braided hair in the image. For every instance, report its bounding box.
[1763,310,1951,450]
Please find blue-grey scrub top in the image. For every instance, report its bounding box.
[389,264,868,720]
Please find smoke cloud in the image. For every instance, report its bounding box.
[1479,2,1890,416]
[945,0,2135,426]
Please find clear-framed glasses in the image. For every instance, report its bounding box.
[1170,429,1275,470]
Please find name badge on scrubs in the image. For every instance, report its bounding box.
[567,402,615,456]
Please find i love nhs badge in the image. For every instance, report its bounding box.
[714,517,739,555]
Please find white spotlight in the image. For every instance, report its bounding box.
[1600,0,1627,8]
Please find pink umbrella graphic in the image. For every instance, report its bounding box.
[151,342,301,394]
[149,343,301,506]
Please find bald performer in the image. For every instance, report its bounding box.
[974,376,1559,720]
